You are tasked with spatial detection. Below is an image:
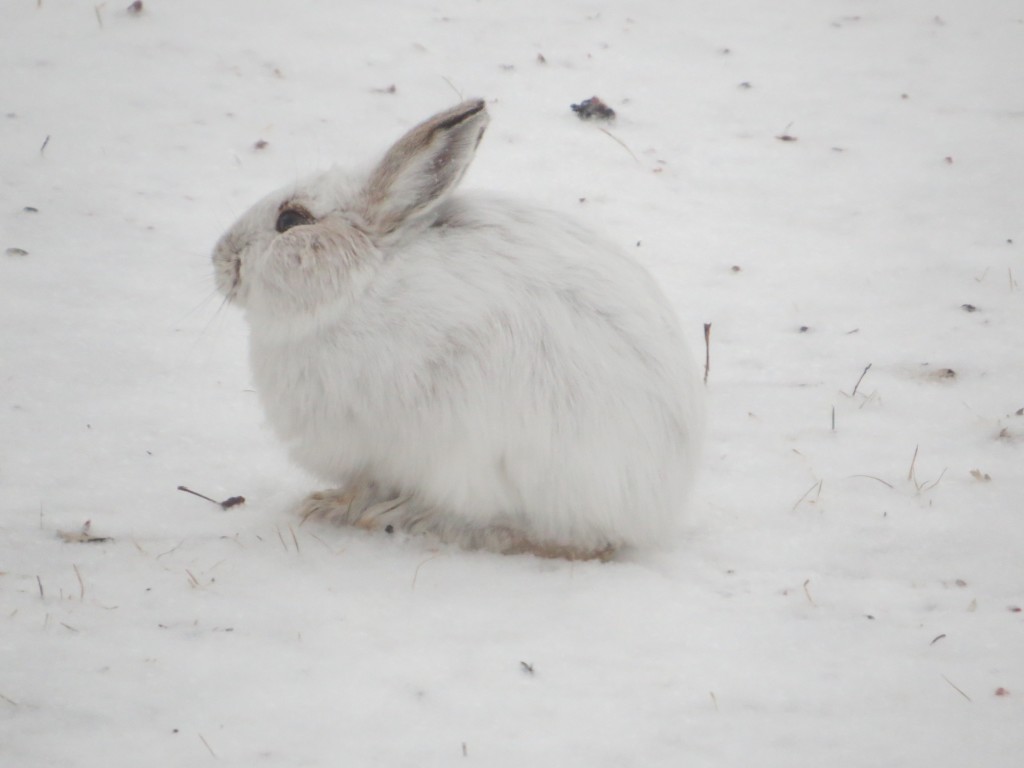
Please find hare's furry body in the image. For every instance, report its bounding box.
[213,100,702,558]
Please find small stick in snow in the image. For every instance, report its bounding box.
[177,485,245,510]
[831,405,835,432]
[0,691,18,707]
[709,691,719,711]
[930,634,946,645]
[198,733,218,758]
[802,579,815,605]
[37,575,44,600]
[703,323,712,385]
[275,527,289,552]
[73,564,85,601]
[775,122,798,141]
[851,363,872,397]
[520,661,535,675]
[941,674,972,702]
[39,135,50,156]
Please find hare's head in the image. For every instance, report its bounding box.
[212,100,489,317]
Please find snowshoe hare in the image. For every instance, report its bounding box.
[212,99,703,559]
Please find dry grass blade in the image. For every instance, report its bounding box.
[907,444,919,482]
[919,467,947,492]
[792,479,823,511]
[847,474,895,489]
[440,76,463,100]
[598,127,638,162]
[411,553,443,590]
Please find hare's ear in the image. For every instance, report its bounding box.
[361,99,489,235]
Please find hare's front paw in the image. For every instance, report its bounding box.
[296,483,414,532]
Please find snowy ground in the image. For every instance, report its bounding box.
[2,1,1022,766]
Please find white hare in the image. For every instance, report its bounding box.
[212,99,703,559]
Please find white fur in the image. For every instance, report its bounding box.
[212,100,703,557]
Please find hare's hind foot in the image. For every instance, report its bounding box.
[452,524,616,561]
[297,487,616,561]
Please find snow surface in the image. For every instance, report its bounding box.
[2,1,1023,766]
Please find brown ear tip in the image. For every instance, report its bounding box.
[459,98,487,119]
[435,98,488,131]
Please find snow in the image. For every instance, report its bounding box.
[2,1,1022,766]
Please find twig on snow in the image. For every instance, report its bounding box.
[177,485,245,510]
[703,323,712,384]
[803,579,815,605]
[851,363,872,397]
[941,674,972,702]
[73,564,85,601]
[198,733,218,758]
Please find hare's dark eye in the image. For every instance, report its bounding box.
[276,208,313,233]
